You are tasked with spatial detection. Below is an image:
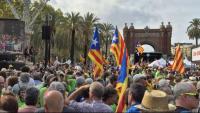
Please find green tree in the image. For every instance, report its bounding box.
[30,3,57,61]
[82,12,99,64]
[98,23,114,58]
[66,12,83,64]
[187,18,200,46]
[53,14,71,60]
[0,0,23,18]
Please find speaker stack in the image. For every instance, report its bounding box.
[42,26,51,40]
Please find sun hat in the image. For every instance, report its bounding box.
[136,90,176,112]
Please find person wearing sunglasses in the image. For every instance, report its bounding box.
[174,82,199,113]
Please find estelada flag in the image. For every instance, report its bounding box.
[115,48,129,113]
[110,27,126,66]
[88,27,104,78]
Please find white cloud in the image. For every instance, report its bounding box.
[48,0,200,45]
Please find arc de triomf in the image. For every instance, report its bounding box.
[123,22,172,56]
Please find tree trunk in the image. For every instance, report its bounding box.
[70,29,75,64]
[84,43,88,65]
[196,37,198,47]
[84,33,88,65]
[105,36,108,59]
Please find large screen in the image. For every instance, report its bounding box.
[0,19,25,52]
[192,46,200,61]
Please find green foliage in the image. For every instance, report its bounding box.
[187,18,200,46]
[97,23,114,56]
[0,0,23,18]
[0,1,114,62]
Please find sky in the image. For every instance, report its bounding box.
[48,0,200,47]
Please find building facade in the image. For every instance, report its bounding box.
[123,22,172,56]
[171,43,194,59]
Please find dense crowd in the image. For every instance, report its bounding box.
[0,59,200,113]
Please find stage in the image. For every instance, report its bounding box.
[134,52,163,63]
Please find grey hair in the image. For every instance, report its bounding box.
[174,82,194,98]
[89,82,104,99]
[48,82,65,98]
[19,72,30,83]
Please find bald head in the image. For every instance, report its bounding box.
[44,90,64,112]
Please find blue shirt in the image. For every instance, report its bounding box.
[69,100,113,112]
[175,106,192,113]
[126,103,141,113]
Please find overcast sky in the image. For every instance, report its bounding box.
[48,0,200,45]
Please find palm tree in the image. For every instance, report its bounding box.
[98,23,114,58]
[53,16,71,59]
[187,18,200,46]
[82,12,99,64]
[66,12,83,64]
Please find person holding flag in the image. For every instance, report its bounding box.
[134,42,144,64]
[88,27,104,79]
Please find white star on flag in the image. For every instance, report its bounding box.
[92,38,98,46]
[112,35,118,42]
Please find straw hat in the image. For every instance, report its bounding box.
[136,90,176,112]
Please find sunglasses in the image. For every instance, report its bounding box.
[183,92,199,99]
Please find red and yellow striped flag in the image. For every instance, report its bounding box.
[88,27,104,78]
[136,46,144,54]
[93,64,101,79]
[93,56,109,79]
[110,27,126,66]
[172,45,185,74]
[115,49,129,113]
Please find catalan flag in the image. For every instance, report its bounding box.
[172,45,185,74]
[116,48,129,113]
[88,27,104,78]
[110,27,126,66]
[134,42,144,64]
[136,46,144,54]
[93,56,109,79]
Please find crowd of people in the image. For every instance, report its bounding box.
[0,58,199,113]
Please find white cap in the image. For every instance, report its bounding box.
[189,76,196,81]
[1,68,7,72]
[75,65,82,72]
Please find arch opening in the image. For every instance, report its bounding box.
[141,44,155,52]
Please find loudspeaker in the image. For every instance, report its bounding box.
[42,26,51,40]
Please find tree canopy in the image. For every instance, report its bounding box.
[0,0,114,62]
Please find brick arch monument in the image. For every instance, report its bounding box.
[123,22,172,56]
